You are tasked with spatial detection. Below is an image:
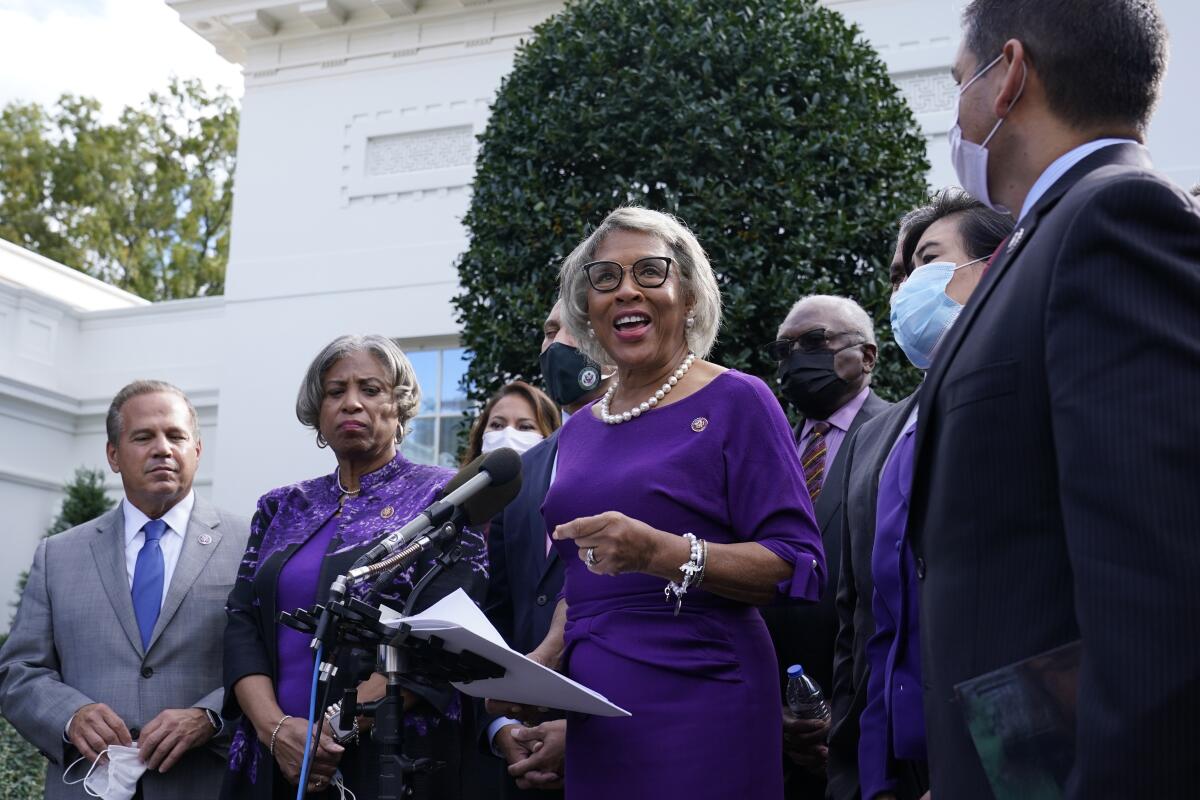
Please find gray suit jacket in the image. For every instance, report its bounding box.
[0,495,249,799]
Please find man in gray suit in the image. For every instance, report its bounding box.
[0,380,250,798]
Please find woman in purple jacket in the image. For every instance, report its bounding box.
[221,335,487,800]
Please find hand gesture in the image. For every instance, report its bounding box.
[508,719,565,790]
[138,708,215,773]
[68,703,133,763]
[272,717,344,792]
[782,705,829,774]
[553,511,665,576]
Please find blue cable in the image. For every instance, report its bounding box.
[296,646,322,799]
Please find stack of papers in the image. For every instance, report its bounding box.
[379,589,629,718]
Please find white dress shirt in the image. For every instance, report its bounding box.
[122,491,195,607]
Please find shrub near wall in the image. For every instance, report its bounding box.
[0,718,42,798]
[454,0,929,406]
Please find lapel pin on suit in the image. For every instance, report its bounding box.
[197,533,213,546]
[691,417,709,432]
[1007,227,1026,253]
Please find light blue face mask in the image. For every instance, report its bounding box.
[890,257,986,369]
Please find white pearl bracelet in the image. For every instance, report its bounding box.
[664,533,707,616]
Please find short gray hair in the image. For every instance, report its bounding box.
[780,295,877,345]
[558,207,723,363]
[295,335,421,442]
[106,380,199,446]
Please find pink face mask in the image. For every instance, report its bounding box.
[949,53,1026,215]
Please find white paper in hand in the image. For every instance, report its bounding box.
[380,589,629,717]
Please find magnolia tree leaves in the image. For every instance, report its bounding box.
[458,0,930,406]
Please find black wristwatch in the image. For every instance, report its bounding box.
[203,708,222,732]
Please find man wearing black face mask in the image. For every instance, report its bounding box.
[475,300,611,799]
[760,294,890,800]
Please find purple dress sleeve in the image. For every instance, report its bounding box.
[722,372,826,601]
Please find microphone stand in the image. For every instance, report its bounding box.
[278,520,504,800]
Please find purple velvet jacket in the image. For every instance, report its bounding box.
[220,453,487,799]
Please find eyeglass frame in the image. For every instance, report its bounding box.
[765,328,865,361]
[582,256,674,293]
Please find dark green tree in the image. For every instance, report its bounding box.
[0,78,238,301]
[45,466,116,536]
[454,0,928,406]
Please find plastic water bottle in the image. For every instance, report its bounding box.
[786,664,831,723]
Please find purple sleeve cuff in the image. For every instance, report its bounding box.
[758,539,825,602]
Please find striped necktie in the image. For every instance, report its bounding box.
[801,421,831,502]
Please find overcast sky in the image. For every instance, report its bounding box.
[0,0,243,115]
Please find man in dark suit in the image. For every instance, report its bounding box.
[760,295,890,798]
[480,300,611,798]
[0,381,249,799]
[911,2,1200,798]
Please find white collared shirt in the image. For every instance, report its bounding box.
[122,491,195,607]
[1018,138,1140,222]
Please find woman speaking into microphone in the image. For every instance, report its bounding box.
[491,208,826,798]
[221,335,489,800]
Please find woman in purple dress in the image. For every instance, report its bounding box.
[221,335,487,800]
[492,208,826,798]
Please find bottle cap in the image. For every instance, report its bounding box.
[787,664,804,678]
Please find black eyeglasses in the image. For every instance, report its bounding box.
[765,328,861,360]
[583,257,672,292]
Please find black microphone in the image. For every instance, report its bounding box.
[350,447,523,569]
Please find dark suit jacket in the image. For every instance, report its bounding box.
[908,143,1200,798]
[824,391,919,800]
[761,389,890,799]
[479,430,566,799]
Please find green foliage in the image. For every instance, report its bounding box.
[46,467,116,536]
[0,718,42,799]
[454,0,928,405]
[0,78,238,301]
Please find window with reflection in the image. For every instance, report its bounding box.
[400,345,470,468]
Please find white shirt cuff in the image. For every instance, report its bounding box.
[487,716,520,756]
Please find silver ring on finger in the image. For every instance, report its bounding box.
[584,547,597,567]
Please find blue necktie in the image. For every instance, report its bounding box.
[131,519,167,650]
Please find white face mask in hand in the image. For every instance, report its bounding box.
[62,745,147,800]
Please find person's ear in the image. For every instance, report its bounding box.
[994,39,1028,120]
[106,441,121,473]
[861,343,878,373]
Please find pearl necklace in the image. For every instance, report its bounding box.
[335,467,360,497]
[600,352,696,424]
